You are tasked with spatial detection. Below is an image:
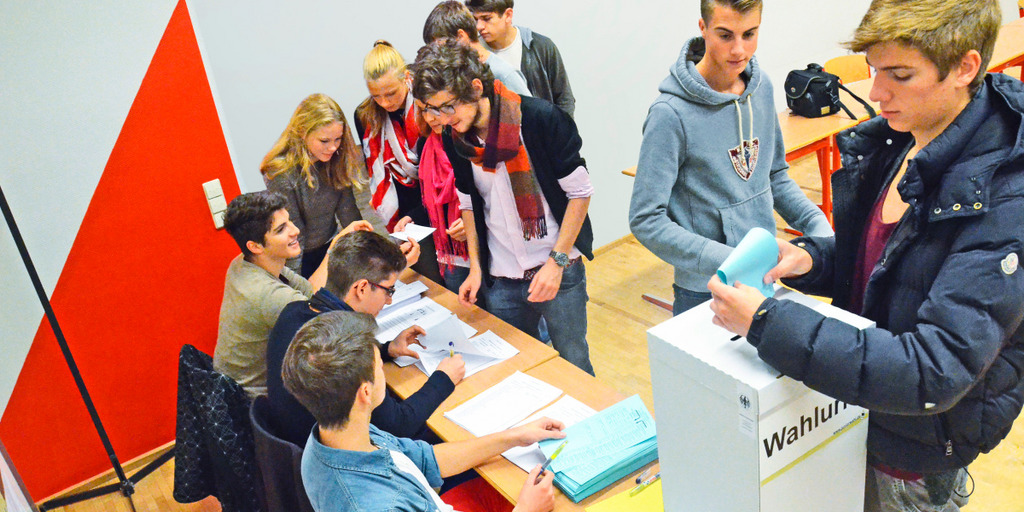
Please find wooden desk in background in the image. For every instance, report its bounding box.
[991,17,1024,72]
[778,78,877,225]
[384,271,559,405]
[428,357,658,511]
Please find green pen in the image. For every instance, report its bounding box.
[535,440,568,483]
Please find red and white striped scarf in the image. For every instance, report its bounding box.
[363,92,421,230]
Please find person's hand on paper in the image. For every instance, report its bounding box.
[511,417,566,446]
[400,237,421,267]
[513,465,555,512]
[446,218,467,242]
[707,274,766,338]
[436,354,466,385]
[393,216,414,233]
[763,238,814,285]
[459,268,482,307]
[389,325,426,359]
[527,260,562,302]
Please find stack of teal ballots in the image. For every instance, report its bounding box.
[537,395,658,502]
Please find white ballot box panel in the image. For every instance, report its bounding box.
[648,288,873,512]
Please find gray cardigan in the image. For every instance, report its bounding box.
[266,161,385,272]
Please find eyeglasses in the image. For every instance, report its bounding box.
[368,281,397,297]
[421,98,460,117]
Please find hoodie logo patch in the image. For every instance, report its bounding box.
[729,138,759,181]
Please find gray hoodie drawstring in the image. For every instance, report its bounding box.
[733,96,755,148]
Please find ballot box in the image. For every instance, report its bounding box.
[648,288,874,512]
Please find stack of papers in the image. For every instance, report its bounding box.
[379,280,428,316]
[375,297,473,343]
[537,395,658,503]
[444,372,563,436]
[503,395,598,471]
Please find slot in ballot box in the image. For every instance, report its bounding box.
[648,288,873,512]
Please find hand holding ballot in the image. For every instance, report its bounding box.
[708,232,817,337]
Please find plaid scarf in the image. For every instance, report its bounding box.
[452,80,547,240]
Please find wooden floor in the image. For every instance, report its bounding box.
[43,155,1024,511]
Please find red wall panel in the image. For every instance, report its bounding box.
[0,0,241,498]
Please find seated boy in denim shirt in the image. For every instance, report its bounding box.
[281,310,565,512]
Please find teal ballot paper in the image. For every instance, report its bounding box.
[716,227,778,297]
[538,395,658,502]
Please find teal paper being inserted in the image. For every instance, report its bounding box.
[716,227,779,297]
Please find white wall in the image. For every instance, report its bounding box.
[0,1,176,416]
[192,0,1022,250]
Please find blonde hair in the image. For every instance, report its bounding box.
[261,93,363,190]
[356,41,409,139]
[845,0,1000,93]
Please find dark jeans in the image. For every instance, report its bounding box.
[441,265,488,311]
[487,262,594,375]
[672,284,713,316]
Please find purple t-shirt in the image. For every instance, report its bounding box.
[850,187,899,314]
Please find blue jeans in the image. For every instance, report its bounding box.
[442,265,487,311]
[672,284,713,316]
[864,466,969,512]
[487,262,594,375]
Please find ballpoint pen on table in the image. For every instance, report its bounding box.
[449,341,454,358]
[535,440,568,484]
[629,471,661,496]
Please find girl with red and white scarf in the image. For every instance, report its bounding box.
[354,41,424,233]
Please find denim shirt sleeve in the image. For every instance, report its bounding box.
[371,425,444,488]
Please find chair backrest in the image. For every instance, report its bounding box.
[824,54,871,84]
[250,395,315,512]
[1003,66,1022,81]
[174,344,265,512]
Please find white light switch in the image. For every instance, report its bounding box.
[203,179,227,230]
[202,179,223,199]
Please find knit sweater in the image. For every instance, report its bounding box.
[213,255,313,397]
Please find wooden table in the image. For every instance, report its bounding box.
[991,17,1024,72]
[428,357,657,511]
[383,270,559,413]
[779,78,877,225]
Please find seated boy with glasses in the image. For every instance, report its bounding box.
[267,230,466,445]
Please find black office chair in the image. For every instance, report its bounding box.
[249,395,315,512]
[174,344,265,512]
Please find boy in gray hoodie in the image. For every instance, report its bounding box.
[629,0,832,314]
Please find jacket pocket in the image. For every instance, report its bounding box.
[718,187,776,246]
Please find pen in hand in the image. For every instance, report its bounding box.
[535,440,568,484]
[449,341,454,358]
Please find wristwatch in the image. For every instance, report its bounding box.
[549,250,570,268]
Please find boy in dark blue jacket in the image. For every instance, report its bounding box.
[709,1,1024,510]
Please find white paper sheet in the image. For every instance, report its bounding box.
[444,371,563,437]
[402,330,521,377]
[390,223,436,242]
[378,280,429,317]
[502,395,598,471]
[375,297,449,343]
